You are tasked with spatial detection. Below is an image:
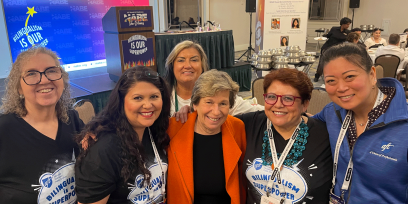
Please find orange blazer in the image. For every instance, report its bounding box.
[166,112,247,204]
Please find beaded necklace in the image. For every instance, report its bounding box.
[261,120,309,167]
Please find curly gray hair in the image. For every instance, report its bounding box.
[0,46,73,123]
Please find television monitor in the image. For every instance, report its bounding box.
[2,0,149,71]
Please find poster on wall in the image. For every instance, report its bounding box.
[2,0,149,71]
[255,0,309,51]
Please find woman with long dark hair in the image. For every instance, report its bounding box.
[75,66,171,204]
[292,18,300,29]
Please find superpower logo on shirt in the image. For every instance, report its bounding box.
[246,158,308,204]
[33,151,76,204]
[127,158,168,204]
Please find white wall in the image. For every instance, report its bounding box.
[346,0,407,36]
[175,0,199,24]
[209,0,256,51]
[307,0,407,44]
[0,0,13,79]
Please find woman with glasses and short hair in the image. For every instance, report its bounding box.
[75,66,170,204]
[236,68,332,204]
[0,47,84,203]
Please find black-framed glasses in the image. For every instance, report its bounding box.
[22,66,63,85]
[263,93,302,106]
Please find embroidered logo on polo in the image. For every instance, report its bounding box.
[380,141,394,153]
[369,141,398,162]
[246,158,308,203]
[127,160,168,204]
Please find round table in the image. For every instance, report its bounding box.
[288,61,315,74]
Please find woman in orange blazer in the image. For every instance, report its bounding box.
[167,69,247,204]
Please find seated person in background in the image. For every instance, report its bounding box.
[403,28,408,48]
[164,40,263,118]
[375,33,405,60]
[364,28,388,49]
[346,32,360,44]
[167,69,246,204]
[375,34,406,78]
[346,32,367,49]
[351,28,364,43]
[314,17,351,82]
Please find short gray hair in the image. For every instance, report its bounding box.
[191,69,239,108]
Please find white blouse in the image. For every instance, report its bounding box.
[170,88,264,116]
[364,37,387,48]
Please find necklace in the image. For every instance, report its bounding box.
[262,120,309,167]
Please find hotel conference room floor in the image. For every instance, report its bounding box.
[235,42,323,99]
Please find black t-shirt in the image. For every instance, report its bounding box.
[321,26,350,51]
[0,110,83,204]
[75,129,168,204]
[236,111,332,204]
[193,132,231,204]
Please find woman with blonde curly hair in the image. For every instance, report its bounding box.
[0,46,84,203]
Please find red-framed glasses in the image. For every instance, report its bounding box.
[263,93,302,106]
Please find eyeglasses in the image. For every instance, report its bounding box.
[263,93,302,106]
[22,66,63,85]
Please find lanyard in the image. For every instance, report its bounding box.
[331,89,383,199]
[147,127,166,201]
[174,88,179,112]
[265,118,303,200]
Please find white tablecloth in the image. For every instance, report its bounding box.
[369,49,408,74]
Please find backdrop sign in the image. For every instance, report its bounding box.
[2,0,149,71]
[119,9,152,29]
[121,34,155,70]
[255,0,309,51]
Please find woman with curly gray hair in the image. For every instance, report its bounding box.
[0,47,83,203]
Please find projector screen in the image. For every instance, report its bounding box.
[2,0,149,71]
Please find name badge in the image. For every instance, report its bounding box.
[261,195,281,204]
[329,192,345,204]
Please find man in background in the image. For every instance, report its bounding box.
[375,34,405,78]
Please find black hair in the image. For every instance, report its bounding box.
[292,18,299,28]
[372,28,381,34]
[76,66,171,184]
[321,43,373,73]
[351,28,361,32]
[403,28,408,33]
[340,17,352,25]
[281,36,289,46]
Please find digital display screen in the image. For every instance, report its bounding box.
[2,0,149,71]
